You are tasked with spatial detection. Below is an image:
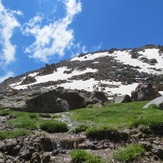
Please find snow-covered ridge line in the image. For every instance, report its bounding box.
[71,48,163,75]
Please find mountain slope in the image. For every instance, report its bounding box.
[0,44,163,98]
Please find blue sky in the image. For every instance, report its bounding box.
[0,0,163,82]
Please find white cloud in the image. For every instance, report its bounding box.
[0,0,22,65]
[0,71,14,83]
[93,43,103,51]
[23,0,82,62]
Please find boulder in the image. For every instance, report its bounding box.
[60,90,85,110]
[148,58,158,65]
[114,94,132,103]
[143,96,163,109]
[0,89,70,113]
[90,91,108,104]
[131,83,161,101]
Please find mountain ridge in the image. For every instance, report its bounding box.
[0,44,163,98]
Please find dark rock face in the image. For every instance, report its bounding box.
[114,94,132,103]
[21,76,36,85]
[131,83,161,101]
[60,90,85,110]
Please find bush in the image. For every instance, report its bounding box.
[39,120,68,133]
[113,144,145,162]
[70,149,104,163]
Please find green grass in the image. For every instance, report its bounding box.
[70,101,163,137]
[39,120,68,133]
[0,129,31,140]
[70,149,104,163]
[70,101,163,129]
[7,112,39,129]
[0,107,68,138]
[113,144,145,162]
[70,124,88,134]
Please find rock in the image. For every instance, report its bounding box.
[151,148,163,160]
[148,58,158,65]
[0,89,70,113]
[0,152,4,163]
[42,153,51,163]
[60,90,85,110]
[31,152,41,163]
[114,94,132,103]
[131,83,161,101]
[143,96,163,109]
[21,76,36,85]
[90,91,108,104]
[4,139,18,156]
[39,138,53,152]
[38,64,56,75]
[0,141,6,151]
[155,83,163,91]
[139,57,149,63]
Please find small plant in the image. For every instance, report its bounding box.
[39,120,68,133]
[52,114,62,119]
[70,149,104,163]
[29,113,39,120]
[0,129,31,140]
[8,115,38,129]
[70,124,88,133]
[149,104,160,109]
[113,144,145,162]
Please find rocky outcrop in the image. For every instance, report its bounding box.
[131,83,161,101]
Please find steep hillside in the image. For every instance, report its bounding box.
[0,44,163,98]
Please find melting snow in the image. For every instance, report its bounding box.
[72,49,163,74]
[9,48,163,96]
[10,67,98,90]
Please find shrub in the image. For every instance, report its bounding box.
[113,144,145,162]
[70,149,104,163]
[39,120,68,133]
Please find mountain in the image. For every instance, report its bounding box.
[0,44,163,99]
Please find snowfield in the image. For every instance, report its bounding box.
[9,47,163,97]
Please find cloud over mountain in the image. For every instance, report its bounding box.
[0,0,83,81]
[22,0,82,62]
